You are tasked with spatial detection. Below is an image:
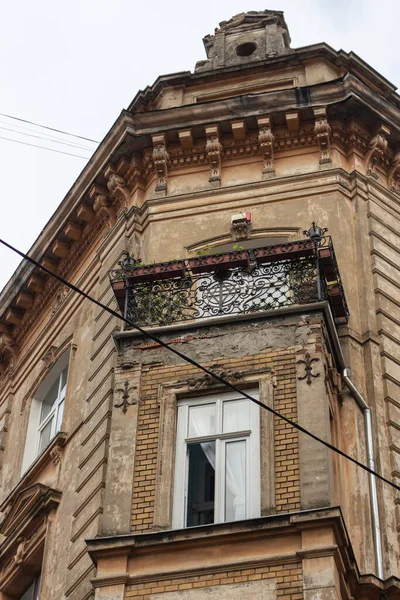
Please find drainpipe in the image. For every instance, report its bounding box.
[322,304,384,579]
[342,368,384,580]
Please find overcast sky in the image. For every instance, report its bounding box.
[0,0,399,291]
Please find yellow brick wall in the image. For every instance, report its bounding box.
[125,561,303,599]
[131,348,301,531]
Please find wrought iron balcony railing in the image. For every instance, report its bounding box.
[110,237,349,329]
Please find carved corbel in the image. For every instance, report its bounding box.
[365,124,390,178]
[0,325,17,374]
[388,151,400,192]
[257,116,275,178]
[151,134,169,193]
[313,108,332,166]
[104,164,130,208]
[205,125,223,184]
[89,184,117,228]
[126,152,144,189]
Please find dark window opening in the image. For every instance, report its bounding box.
[186,442,215,526]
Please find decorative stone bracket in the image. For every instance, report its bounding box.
[314,107,332,167]
[152,133,169,193]
[388,150,400,191]
[257,116,275,178]
[0,325,17,376]
[104,163,130,207]
[89,184,117,228]
[205,125,223,185]
[365,124,390,178]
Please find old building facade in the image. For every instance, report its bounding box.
[0,9,399,600]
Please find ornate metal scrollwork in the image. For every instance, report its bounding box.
[125,256,318,327]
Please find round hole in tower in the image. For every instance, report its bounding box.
[236,42,257,57]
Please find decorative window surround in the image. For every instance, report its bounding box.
[0,483,61,598]
[21,350,70,474]
[172,389,260,528]
[153,370,275,531]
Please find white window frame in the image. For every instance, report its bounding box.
[172,389,260,529]
[36,368,67,456]
[21,351,70,474]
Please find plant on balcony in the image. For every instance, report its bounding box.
[128,279,191,326]
[189,245,248,274]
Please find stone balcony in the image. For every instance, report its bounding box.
[110,237,349,329]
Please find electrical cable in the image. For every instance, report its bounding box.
[0,135,90,159]
[0,236,399,494]
[0,112,99,144]
[0,124,96,151]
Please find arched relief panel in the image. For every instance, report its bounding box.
[186,227,301,257]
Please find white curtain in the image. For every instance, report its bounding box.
[189,409,216,470]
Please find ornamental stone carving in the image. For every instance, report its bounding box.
[314,108,332,166]
[366,124,390,178]
[104,164,130,206]
[257,116,275,178]
[0,326,17,375]
[205,125,223,184]
[152,134,169,193]
[89,184,117,227]
[388,151,400,191]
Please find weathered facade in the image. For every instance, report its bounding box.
[0,9,399,600]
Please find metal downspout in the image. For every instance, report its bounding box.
[322,305,384,578]
[342,368,384,580]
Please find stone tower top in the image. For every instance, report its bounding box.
[195,10,292,73]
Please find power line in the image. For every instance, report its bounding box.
[0,135,90,159]
[0,124,95,151]
[0,111,99,144]
[0,236,398,494]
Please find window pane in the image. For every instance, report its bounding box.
[61,368,68,392]
[188,403,216,437]
[223,399,250,433]
[186,442,215,527]
[56,399,65,431]
[40,379,59,422]
[38,417,53,454]
[225,440,246,522]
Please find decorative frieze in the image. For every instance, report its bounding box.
[313,107,332,166]
[152,133,169,193]
[257,116,275,178]
[205,125,223,184]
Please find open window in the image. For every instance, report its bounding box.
[172,390,260,528]
[21,350,70,473]
[20,573,41,600]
